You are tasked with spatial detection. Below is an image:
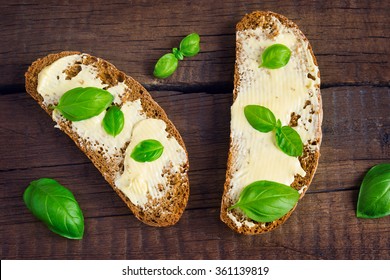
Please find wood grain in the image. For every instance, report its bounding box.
[2,192,389,260]
[0,0,389,260]
[0,0,389,90]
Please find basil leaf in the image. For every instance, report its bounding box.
[179,33,200,57]
[244,105,277,132]
[130,139,164,162]
[23,178,84,239]
[276,119,282,129]
[229,180,299,222]
[357,163,390,219]
[153,53,178,79]
[55,87,113,121]
[275,126,303,157]
[260,44,291,69]
[102,106,124,137]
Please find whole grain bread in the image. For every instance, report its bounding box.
[25,51,189,227]
[220,11,322,234]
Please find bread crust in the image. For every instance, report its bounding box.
[221,11,322,234]
[25,51,189,227]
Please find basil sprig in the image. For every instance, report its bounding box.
[130,139,164,162]
[357,163,390,219]
[102,105,125,137]
[153,33,200,79]
[244,105,303,157]
[54,87,113,121]
[260,44,291,69]
[229,180,299,222]
[23,178,84,239]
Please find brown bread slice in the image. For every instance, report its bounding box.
[25,51,189,227]
[221,11,322,234]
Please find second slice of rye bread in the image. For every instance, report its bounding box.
[221,11,322,234]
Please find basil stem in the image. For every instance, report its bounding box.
[172,48,184,60]
[23,178,84,239]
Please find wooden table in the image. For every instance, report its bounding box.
[1,0,389,260]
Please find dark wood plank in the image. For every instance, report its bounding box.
[1,86,389,259]
[0,0,389,90]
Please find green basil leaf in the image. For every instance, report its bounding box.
[55,87,113,121]
[179,33,200,57]
[357,163,390,219]
[275,126,303,157]
[153,53,179,79]
[172,47,184,61]
[260,44,291,69]
[229,180,299,222]
[23,178,84,239]
[276,119,282,129]
[130,139,164,162]
[102,106,124,137]
[244,105,277,132]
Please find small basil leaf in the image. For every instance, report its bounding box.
[357,163,390,219]
[179,33,200,57]
[275,126,303,157]
[229,180,299,222]
[153,53,179,79]
[130,139,164,162]
[276,119,282,129]
[260,44,291,69]
[55,87,113,121]
[102,106,124,137]
[244,105,277,132]
[172,47,184,61]
[23,178,84,239]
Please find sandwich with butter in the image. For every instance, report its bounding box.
[25,51,189,226]
[221,11,322,234]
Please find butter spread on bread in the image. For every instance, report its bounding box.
[26,52,189,226]
[221,11,322,234]
[116,118,187,206]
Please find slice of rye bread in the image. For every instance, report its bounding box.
[25,51,189,227]
[221,11,322,234]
